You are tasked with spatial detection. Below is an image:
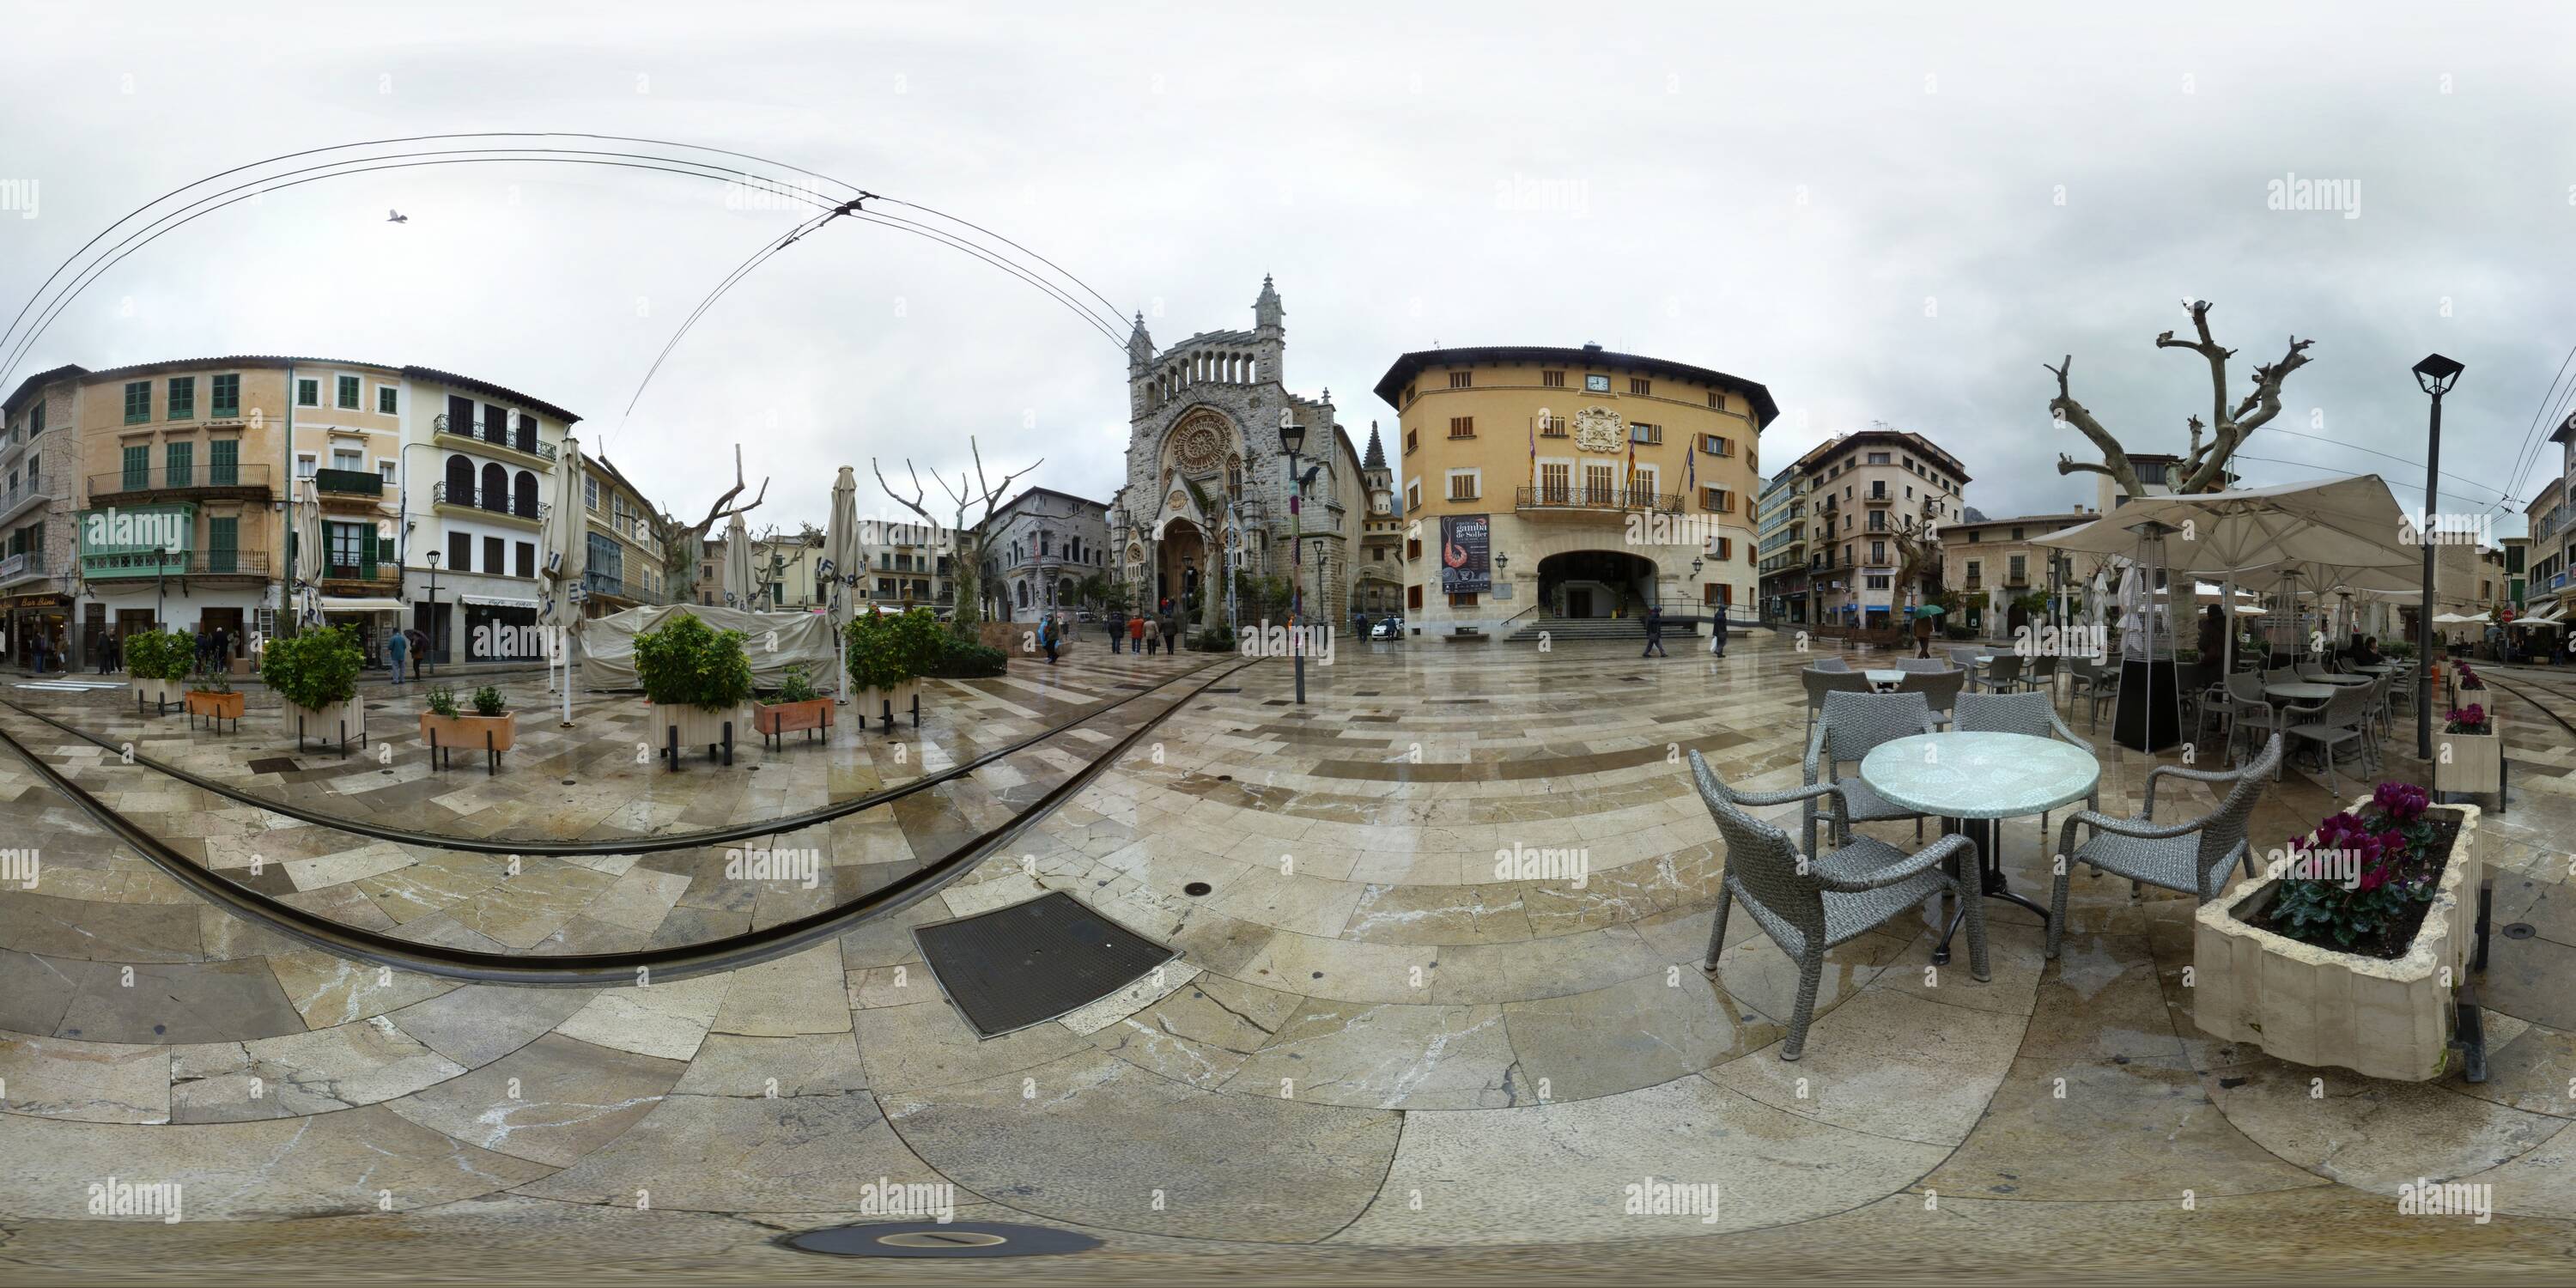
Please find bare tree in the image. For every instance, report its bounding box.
[2049,300,2315,498]
[875,435,1042,635]
[660,445,768,605]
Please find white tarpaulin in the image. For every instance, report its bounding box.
[576,604,839,690]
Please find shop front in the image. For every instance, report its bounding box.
[4,592,70,671]
[460,593,543,662]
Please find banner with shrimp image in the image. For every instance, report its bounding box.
[1441,513,1491,594]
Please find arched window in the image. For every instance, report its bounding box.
[513,471,538,519]
[444,454,473,501]
[1016,580,1030,607]
[480,463,507,512]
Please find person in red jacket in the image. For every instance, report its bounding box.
[1127,612,1146,657]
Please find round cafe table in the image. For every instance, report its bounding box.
[2264,682,2336,704]
[1865,669,1905,690]
[1860,732,2104,965]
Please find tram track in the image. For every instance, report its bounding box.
[0,657,1259,986]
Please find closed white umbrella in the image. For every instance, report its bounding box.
[293,476,325,629]
[825,467,860,702]
[723,511,755,609]
[550,438,588,727]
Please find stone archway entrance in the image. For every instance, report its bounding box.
[1157,518,1207,615]
[1539,550,1657,619]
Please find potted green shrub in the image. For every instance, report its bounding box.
[418,682,517,769]
[124,629,195,714]
[2196,782,2482,1081]
[752,664,834,747]
[184,655,243,729]
[264,625,366,752]
[633,611,752,767]
[843,608,910,728]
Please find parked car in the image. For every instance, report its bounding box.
[1370,617,1404,640]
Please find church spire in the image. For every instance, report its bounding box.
[1253,274,1283,335]
[1127,310,1153,371]
[1363,421,1387,471]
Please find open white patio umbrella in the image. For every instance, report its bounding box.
[722,511,755,609]
[825,466,860,703]
[550,437,588,727]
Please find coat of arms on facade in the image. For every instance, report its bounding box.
[1572,405,1625,453]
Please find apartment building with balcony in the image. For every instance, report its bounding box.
[579,452,666,618]
[2525,476,2565,611]
[0,366,82,666]
[1754,466,1809,624]
[981,488,1108,622]
[70,356,313,659]
[858,519,956,611]
[1376,343,1776,636]
[1937,510,2105,637]
[1793,428,1969,628]
[403,368,577,662]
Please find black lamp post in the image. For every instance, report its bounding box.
[2412,352,2464,761]
[423,548,440,676]
[1279,420,1323,703]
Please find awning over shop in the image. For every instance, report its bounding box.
[460,594,538,610]
[319,598,406,612]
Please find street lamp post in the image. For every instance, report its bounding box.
[2411,353,2464,762]
[423,549,440,677]
[1279,421,1324,704]
[1691,555,1704,629]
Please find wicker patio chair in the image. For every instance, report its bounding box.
[2046,735,2281,957]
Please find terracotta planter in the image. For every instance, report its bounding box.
[184,690,244,720]
[752,696,833,738]
[2433,725,2501,796]
[283,697,365,750]
[419,710,517,752]
[2193,798,2483,1082]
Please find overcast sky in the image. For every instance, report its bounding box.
[6,0,2574,540]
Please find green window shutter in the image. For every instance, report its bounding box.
[167,377,194,420]
[124,381,149,424]
[360,526,377,577]
[210,374,239,417]
[209,438,240,485]
[209,518,237,574]
[122,445,149,489]
[337,375,360,409]
[165,442,192,488]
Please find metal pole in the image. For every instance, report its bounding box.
[2417,387,2443,762]
[281,361,295,637]
[1289,451,1305,705]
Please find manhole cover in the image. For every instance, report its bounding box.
[781,1221,1102,1259]
[914,890,1178,1037]
[1183,882,1212,896]
[2502,923,2537,939]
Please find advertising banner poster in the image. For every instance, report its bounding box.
[1441,514,1491,594]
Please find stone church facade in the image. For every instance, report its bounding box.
[1109,276,1368,635]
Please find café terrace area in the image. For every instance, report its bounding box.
[0,615,2569,1280]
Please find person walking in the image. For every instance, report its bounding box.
[1041,613,1060,666]
[1127,611,1145,657]
[1108,608,1126,653]
[1642,605,1668,658]
[1159,606,1180,655]
[1709,605,1729,658]
[386,627,409,688]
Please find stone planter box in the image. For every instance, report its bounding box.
[651,701,742,768]
[284,697,366,754]
[753,696,833,747]
[2193,797,2483,1082]
[419,710,516,771]
[2433,724,2502,797]
[856,679,922,729]
[131,677,185,712]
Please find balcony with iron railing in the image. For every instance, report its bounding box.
[583,571,629,601]
[434,412,558,465]
[314,467,388,511]
[89,462,272,506]
[432,481,548,524]
[0,550,27,583]
[1516,486,1684,515]
[319,561,400,591]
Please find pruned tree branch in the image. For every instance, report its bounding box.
[2050,301,2317,498]
[2043,355,2145,497]
[2055,454,2118,479]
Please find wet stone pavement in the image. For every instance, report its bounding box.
[0,635,2571,1282]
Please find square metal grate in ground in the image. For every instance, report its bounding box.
[914,891,1179,1037]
